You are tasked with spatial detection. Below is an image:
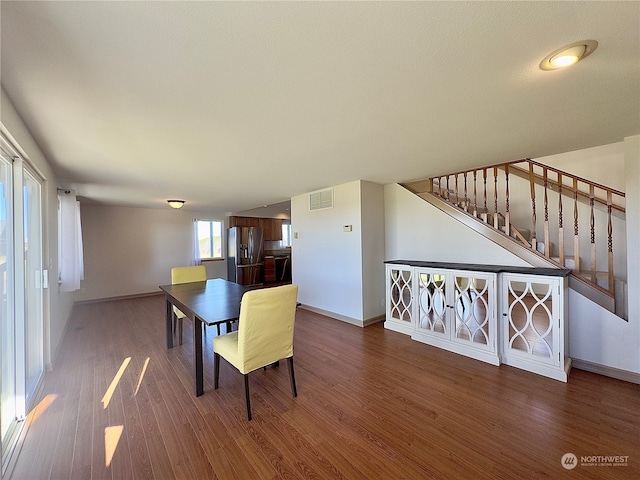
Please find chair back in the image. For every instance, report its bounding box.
[237,284,298,373]
[171,265,207,284]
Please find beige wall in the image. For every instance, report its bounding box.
[77,204,227,301]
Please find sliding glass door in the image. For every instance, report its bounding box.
[0,139,45,473]
[23,167,44,404]
[0,152,16,470]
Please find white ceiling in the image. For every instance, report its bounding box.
[1,1,638,214]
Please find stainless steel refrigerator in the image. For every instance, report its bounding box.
[227,226,264,286]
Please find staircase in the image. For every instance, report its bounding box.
[402,159,628,320]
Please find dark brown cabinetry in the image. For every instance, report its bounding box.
[264,256,276,282]
[229,216,283,241]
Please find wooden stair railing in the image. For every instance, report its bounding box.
[403,159,626,318]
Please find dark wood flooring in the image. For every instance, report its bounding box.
[7,294,640,479]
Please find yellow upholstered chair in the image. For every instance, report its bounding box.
[213,284,298,420]
[171,265,207,345]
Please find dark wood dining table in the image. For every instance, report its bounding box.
[159,278,248,396]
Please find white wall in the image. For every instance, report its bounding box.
[291,180,385,324]
[1,88,74,368]
[77,204,227,301]
[384,183,530,266]
[535,142,626,193]
[568,136,639,374]
[384,140,640,377]
[361,181,386,320]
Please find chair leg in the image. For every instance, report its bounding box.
[287,357,297,397]
[216,324,221,335]
[178,318,183,346]
[243,374,252,421]
[214,353,220,389]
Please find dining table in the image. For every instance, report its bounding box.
[159,278,248,396]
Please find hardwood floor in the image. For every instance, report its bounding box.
[7,294,640,479]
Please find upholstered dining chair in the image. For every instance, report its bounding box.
[213,284,299,420]
[170,265,207,345]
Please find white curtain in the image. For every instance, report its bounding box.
[192,219,201,266]
[60,191,84,292]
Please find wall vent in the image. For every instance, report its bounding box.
[309,188,333,211]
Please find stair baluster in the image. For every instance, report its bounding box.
[529,162,537,250]
[504,165,510,236]
[590,185,596,283]
[473,170,478,217]
[558,173,565,267]
[607,191,614,294]
[543,167,550,256]
[482,169,488,220]
[493,167,499,229]
[463,172,468,213]
[573,178,580,274]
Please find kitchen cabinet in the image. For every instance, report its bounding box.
[229,216,283,241]
[264,256,276,282]
[384,261,570,381]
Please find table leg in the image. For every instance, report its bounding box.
[194,316,204,396]
[165,296,174,349]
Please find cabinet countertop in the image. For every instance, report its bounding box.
[384,260,571,277]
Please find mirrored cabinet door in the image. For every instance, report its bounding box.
[416,269,447,337]
[452,272,495,352]
[385,265,414,335]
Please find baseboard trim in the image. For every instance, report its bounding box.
[572,359,640,385]
[363,314,385,327]
[298,305,384,328]
[74,291,163,306]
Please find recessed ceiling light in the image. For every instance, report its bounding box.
[539,40,598,71]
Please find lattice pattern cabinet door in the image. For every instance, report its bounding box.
[412,268,499,366]
[451,270,496,354]
[501,273,570,381]
[385,264,414,335]
[415,268,448,338]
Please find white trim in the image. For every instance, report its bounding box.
[572,359,640,385]
[298,304,382,328]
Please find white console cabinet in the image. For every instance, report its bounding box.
[384,261,570,382]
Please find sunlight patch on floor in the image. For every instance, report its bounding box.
[104,425,124,467]
[134,357,150,396]
[24,393,58,428]
[101,357,131,409]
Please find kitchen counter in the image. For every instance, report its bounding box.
[265,248,291,257]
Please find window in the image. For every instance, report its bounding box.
[282,223,292,247]
[196,220,223,260]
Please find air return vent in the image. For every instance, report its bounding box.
[309,188,333,211]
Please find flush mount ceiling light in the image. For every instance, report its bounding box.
[167,199,185,209]
[539,40,598,71]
